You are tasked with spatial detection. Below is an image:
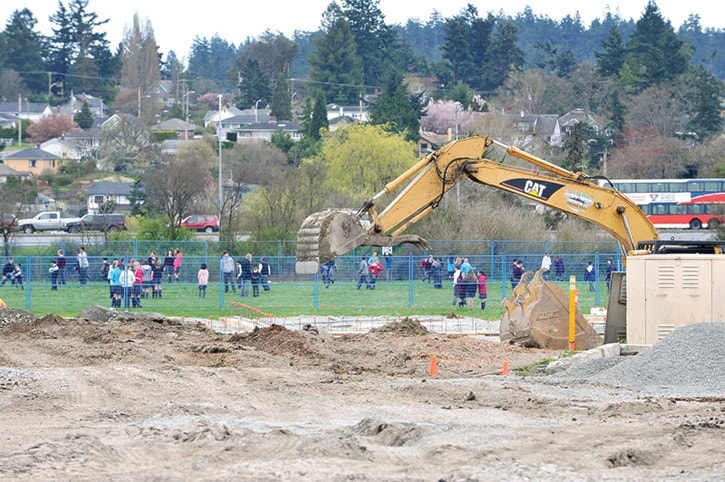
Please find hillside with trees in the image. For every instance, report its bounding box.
[0,0,722,243]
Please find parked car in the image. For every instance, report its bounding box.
[65,213,127,233]
[180,215,219,233]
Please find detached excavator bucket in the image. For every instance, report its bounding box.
[296,209,368,275]
[500,269,602,351]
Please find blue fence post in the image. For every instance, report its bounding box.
[501,255,508,301]
[313,273,319,310]
[24,255,32,310]
[218,255,224,310]
[408,254,414,307]
[594,252,601,306]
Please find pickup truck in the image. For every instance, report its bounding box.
[17,211,83,233]
[65,213,127,233]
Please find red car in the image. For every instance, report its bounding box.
[180,215,219,233]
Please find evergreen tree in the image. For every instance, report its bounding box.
[368,72,421,142]
[308,3,364,105]
[340,0,398,87]
[563,122,587,171]
[237,59,271,111]
[270,74,292,121]
[161,51,184,83]
[442,5,478,89]
[684,65,724,142]
[483,21,523,91]
[47,2,74,92]
[187,35,237,89]
[1,9,47,93]
[623,1,691,92]
[595,27,626,78]
[48,0,113,97]
[73,100,93,129]
[607,88,627,142]
[309,90,329,141]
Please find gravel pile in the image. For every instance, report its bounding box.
[578,322,725,397]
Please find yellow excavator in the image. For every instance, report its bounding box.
[295,135,661,350]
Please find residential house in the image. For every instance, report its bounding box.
[151,118,197,139]
[84,181,135,215]
[69,93,107,117]
[506,112,562,149]
[1,147,60,176]
[0,163,31,183]
[148,80,177,107]
[40,137,84,161]
[558,108,605,137]
[160,139,196,156]
[235,120,302,142]
[0,101,53,122]
[417,130,451,157]
[326,103,370,123]
[203,106,245,129]
[57,129,104,161]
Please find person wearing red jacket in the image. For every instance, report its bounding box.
[477,270,488,310]
[367,260,384,290]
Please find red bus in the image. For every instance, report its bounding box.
[604,179,725,229]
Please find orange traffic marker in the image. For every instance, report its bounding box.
[429,355,439,377]
[502,358,509,376]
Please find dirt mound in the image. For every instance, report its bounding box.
[229,324,332,359]
[0,307,38,327]
[370,317,429,335]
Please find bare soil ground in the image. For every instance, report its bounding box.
[0,307,723,481]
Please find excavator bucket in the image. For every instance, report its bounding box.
[500,269,602,351]
[296,209,368,275]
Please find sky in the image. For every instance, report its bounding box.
[0,0,721,58]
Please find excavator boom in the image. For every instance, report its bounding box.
[294,135,659,349]
[296,135,657,274]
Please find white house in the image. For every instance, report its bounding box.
[84,181,135,215]
[40,138,84,161]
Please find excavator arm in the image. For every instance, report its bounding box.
[296,135,657,274]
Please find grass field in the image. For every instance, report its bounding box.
[0,277,607,320]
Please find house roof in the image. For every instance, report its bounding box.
[0,163,30,177]
[559,108,604,129]
[0,101,50,116]
[84,181,134,196]
[3,147,58,160]
[151,118,196,131]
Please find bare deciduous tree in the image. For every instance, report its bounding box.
[0,178,37,255]
[145,155,211,239]
[120,14,161,94]
[100,115,156,171]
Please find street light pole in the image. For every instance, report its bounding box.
[217,95,223,238]
[183,89,195,140]
[255,99,262,123]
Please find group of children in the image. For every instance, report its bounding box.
[451,257,487,310]
[1,258,23,289]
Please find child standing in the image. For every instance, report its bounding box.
[251,265,260,297]
[49,260,59,290]
[12,263,23,289]
[477,270,487,310]
[197,263,209,298]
